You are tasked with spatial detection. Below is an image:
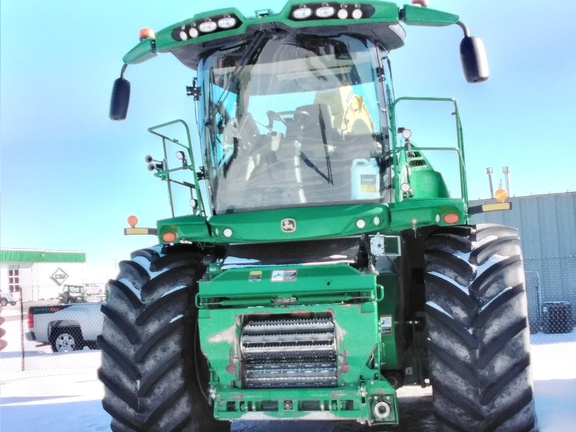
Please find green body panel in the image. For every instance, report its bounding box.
[157,214,210,242]
[388,198,466,231]
[157,199,465,245]
[198,263,399,423]
[123,39,156,65]
[207,205,390,243]
[377,272,400,369]
[199,263,377,300]
[410,170,450,198]
[212,382,398,422]
[401,4,459,27]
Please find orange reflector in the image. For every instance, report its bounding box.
[139,28,156,41]
[495,188,508,203]
[162,232,177,243]
[443,213,460,224]
[127,215,138,228]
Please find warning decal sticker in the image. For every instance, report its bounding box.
[271,269,297,282]
[249,271,262,282]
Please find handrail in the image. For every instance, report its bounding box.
[147,119,206,217]
[390,97,468,205]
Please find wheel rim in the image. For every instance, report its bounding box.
[55,333,76,351]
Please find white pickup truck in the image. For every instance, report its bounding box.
[26,302,104,352]
[1,291,19,307]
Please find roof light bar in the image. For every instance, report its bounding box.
[172,13,242,42]
[289,3,374,21]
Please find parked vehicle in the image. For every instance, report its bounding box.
[59,284,86,304]
[26,302,103,352]
[0,291,18,307]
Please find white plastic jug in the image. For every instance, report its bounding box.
[351,158,380,200]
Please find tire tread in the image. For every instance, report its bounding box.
[425,225,537,432]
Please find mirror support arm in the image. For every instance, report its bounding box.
[456,21,470,37]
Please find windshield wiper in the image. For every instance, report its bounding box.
[206,31,269,129]
[300,104,333,185]
[318,104,333,185]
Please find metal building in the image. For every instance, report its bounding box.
[471,191,576,331]
[0,249,86,302]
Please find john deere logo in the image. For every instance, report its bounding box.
[281,218,296,233]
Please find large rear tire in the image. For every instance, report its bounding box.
[98,246,230,432]
[424,224,537,432]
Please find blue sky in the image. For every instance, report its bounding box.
[1,0,575,272]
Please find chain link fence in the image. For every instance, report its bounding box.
[0,285,105,373]
[524,257,576,336]
[1,271,573,374]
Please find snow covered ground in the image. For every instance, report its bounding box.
[1,310,575,432]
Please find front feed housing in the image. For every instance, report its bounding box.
[198,261,398,423]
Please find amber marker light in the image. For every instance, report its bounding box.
[495,188,508,203]
[124,215,157,236]
[162,232,177,243]
[127,215,138,228]
[139,28,156,41]
[443,213,460,224]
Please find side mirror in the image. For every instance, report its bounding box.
[460,36,489,83]
[109,77,131,120]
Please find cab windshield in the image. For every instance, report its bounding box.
[199,33,390,214]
